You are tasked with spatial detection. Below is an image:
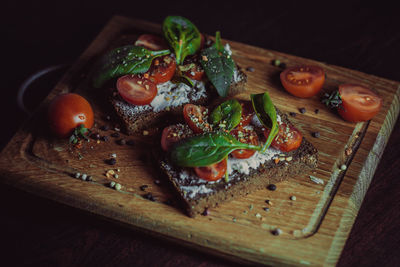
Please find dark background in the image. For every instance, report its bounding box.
[2,1,400,266]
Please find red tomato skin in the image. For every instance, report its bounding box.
[183,104,211,133]
[48,93,94,138]
[148,56,176,84]
[264,123,302,152]
[280,65,325,98]
[160,124,192,151]
[117,75,157,105]
[230,128,259,159]
[194,159,227,181]
[237,101,255,128]
[338,84,382,122]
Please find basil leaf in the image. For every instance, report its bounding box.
[92,45,170,88]
[170,131,260,167]
[200,32,235,97]
[210,99,242,131]
[163,16,201,65]
[251,92,279,152]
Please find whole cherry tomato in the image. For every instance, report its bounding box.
[48,93,94,138]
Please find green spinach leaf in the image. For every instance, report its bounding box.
[200,32,235,97]
[92,45,170,88]
[251,92,279,152]
[163,16,201,65]
[210,99,242,131]
[170,131,261,167]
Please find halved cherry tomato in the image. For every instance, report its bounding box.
[117,75,157,105]
[135,34,168,51]
[183,104,212,133]
[230,128,259,159]
[180,55,205,81]
[194,159,227,181]
[48,93,94,138]
[161,124,193,151]
[237,101,255,128]
[147,55,176,84]
[264,123,302,152]
[280,65,325,98]
[338,84,382,122]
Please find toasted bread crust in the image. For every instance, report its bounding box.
[110,68,247,135]
[156,110,318,217]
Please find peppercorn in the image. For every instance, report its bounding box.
[154,179,161,186]
[126,139,135,146]
[299,107,306,114]
[314,109,319,114]
[101,136,109,142]
[278,62,286,69]
[312,132,320,138]
[111,132,120,138]
[271,228,282,236]
[289,112,297,117]
[246,66,255,72]
[117,139,126,145]
[100,125,110,131]
[143,192,155,201]
[267,184,277,191]
[140,185,148,191]
[106,158,117,165]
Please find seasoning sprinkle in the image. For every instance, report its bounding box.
[263,207,270,212]
[314,109,319,114]
[289,112,297,117]
[114,183,122,190]
[117,139,126,145]
[107,158,117,165]
[299,107,306,114]
[126,139,135,146]
[81,173,87,181]
[290,196,297,201]
[340,164,347,171]
[110,181,116,188]
[74,172,81,179]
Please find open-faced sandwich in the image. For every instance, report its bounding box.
[156,93,318,217]
[92,16,247,135]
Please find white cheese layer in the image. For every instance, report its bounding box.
[150,80,207,112]
[227,147,280,175]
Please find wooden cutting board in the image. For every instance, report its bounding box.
[1,16,399,266]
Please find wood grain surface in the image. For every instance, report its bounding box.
[1,15,399,266]
[2,2,400,266]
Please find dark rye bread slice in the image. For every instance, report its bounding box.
[110,67,247,135]
[156,112,318,217]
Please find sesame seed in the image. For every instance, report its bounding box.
[111,153,117,158]
[110,181,116,188]
[290,196,297,201]
[81,173,87,181]
[114,174,119,179]
[74,172,81,179]
[340,164,347,171]
[143,130,149,136]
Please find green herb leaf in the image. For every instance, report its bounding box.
[163,16,201,65]
[251,92,278,152]
[171,73,194,87]
[170,131,260,167]
[92,45,170,88]
[215,31,223,52]
[210,99,242,131]
[200,32,235,97]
